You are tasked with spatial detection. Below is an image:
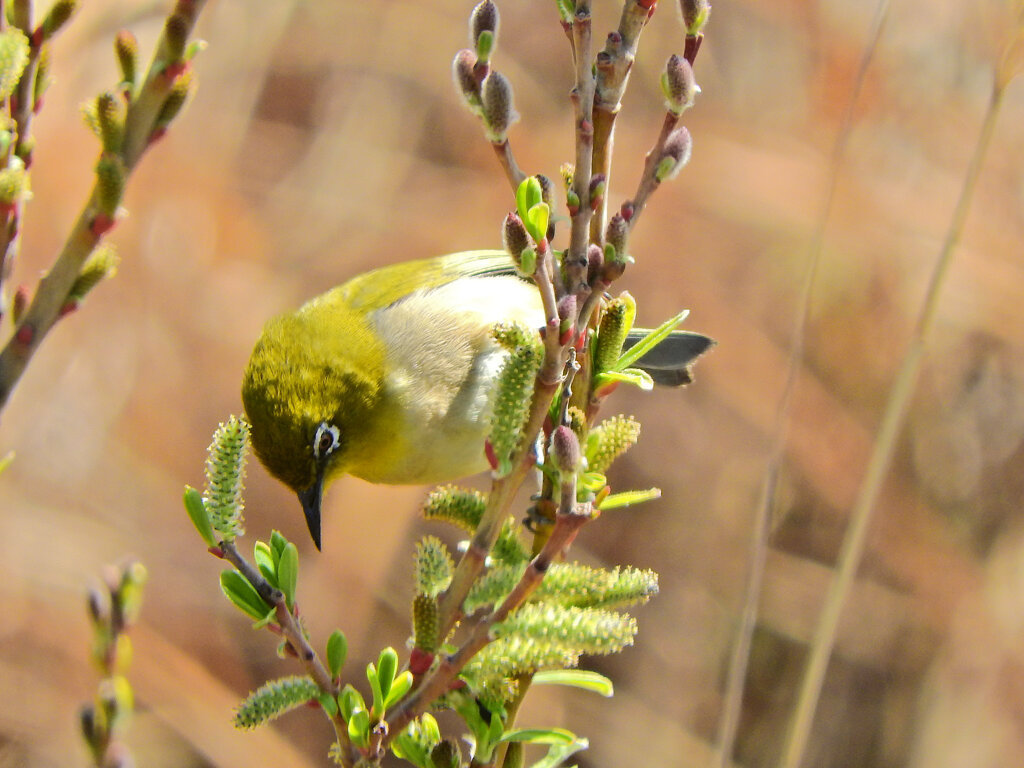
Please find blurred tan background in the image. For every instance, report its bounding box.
[1,0,1023,765]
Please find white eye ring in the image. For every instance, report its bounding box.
[313,422,341,459]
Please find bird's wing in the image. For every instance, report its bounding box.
[339,250,518,312]
[625,329,715,387]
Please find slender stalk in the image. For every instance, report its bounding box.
[491,138,526,192]
[220,541,354,766]
[565,0,596,291]
[714,2,891,765]
[0,0,207,413]
[779,74,1008,768]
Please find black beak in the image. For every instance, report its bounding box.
[298,474,325,551]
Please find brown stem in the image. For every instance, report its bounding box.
[590,0,656,243]
[627,110,679,232]
[0,0,208,414]
[564,1,595,294]
[221,541,355,766]
[491,139,526,192]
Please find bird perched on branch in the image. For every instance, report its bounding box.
[242,250,711,549]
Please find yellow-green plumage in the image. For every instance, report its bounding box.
[241,251,542,547]
[242,249,713,550]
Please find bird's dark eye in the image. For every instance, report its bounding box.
[313,422,341,459]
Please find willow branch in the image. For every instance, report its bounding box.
[0,0,207,413]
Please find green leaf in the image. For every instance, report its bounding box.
[367,663,384,716]
[339,684,365,722]
[348,708,370,749]
[269,530,288,563]
[516,176,543,225]
[613,309,689,371]
[219,570,272,621]
[594,367,654,392]
[327,630,348,680]
[532,670,614,697]
[183,485,216,547]
[253,541,276,585]
[500,727,578,744]
[525,202,550,242]
[597,488,662,511]
[277,542,299,610]
[0,29,29,101]
[376,647,398,705]
[385,670,413,709]
[527,737,589,768]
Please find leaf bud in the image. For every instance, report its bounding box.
[481,71,518,142]
[502,211,529,259]
[557,294,576,344]
[517,246,537,277]
[588,173,606,211]
[679,0,711,35]
[95,154,126,217]
[655,126,692,182]
[95,92,124,154]
[661,54,696,115]
[452,48,482,113]
[587,242,603,284]
[162,12,189,65]
[10,285,27,325]
[115,30,138,89]
[604,211,628,257]
[470,0,500,49]
[155,68,193,129]
[536,173,555,209]
[551,425,581,475]
[39,0,78,44]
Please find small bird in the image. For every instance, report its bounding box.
[242,250,711,549]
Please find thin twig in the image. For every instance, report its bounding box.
[0,0,207,413]
[221,541,355,766]
[779,67,1008,768]
[714,3,891,765]
[626,111,678,233]
[590,0,655,243]
[564,0,596,293]
[491,139,526,191]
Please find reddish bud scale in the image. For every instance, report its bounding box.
[207,546,224,558]
[409,647,434,675]
[0,202,15,216]
[620,200,635,222]
[15,324,34,347]
[637,0,657,10]
[484,439,499,470]
[148,126,168,145]
[31,28,44,48]
[90,213,116,237]
[33,96,44,115]
[59,300,78,318]
[161,60,188,82]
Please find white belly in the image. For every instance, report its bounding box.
[354,275,543,484]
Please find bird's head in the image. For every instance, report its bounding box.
[241,297,387,550]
